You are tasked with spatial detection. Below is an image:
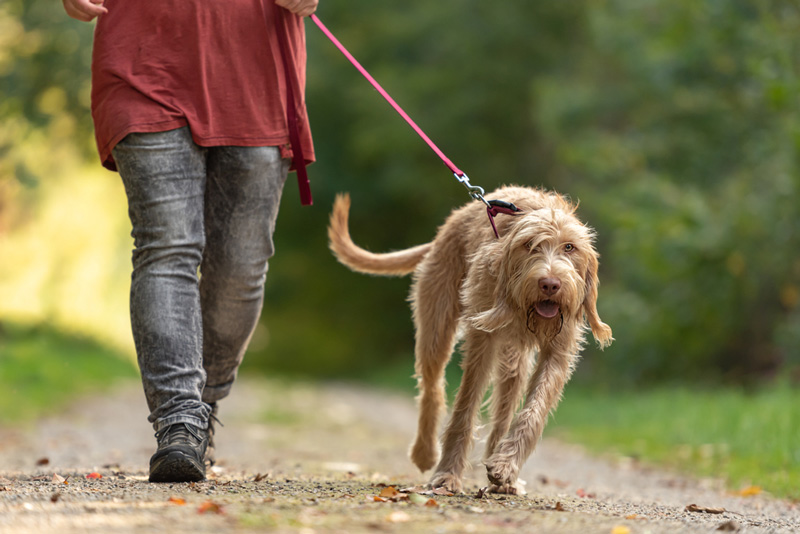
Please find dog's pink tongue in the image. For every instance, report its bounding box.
[535,301,560,318]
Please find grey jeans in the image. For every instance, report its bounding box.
[113,127,289,432]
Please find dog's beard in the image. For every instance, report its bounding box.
[526,305,564,338]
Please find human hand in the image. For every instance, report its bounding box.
[275,0,319,18]
[62,0,108,22]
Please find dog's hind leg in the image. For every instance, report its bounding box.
[484,340,577,492]
[409,255,465,473]
[429,329,496,493]
[484,344,532,463]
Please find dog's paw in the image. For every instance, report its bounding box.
[484,454,518,489]
[429,471,464,494]
[487,478,527,495]
[409,438,439,472]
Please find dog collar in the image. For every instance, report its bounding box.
[486,199,522,239]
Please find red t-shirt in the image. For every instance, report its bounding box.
[91,0,314,172]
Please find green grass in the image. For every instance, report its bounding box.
[549,382,800,499]
[0,321,138,425]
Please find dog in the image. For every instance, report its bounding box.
[328,186,612,494]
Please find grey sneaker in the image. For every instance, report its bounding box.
[149,423,208,482]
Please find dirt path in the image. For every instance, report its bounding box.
[0,378,797,533]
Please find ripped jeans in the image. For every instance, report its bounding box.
[113,127,289,432]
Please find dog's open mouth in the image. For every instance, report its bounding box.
[533,300,560,319]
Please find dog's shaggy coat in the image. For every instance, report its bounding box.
[328,186,612,493]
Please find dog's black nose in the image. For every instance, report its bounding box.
[538,277,561,296]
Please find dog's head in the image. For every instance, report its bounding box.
[493,203,613,348]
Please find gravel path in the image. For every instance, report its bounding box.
[0,378,797,533]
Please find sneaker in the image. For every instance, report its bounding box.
[149,423,208,482]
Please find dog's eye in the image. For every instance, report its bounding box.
[564,243,576,253]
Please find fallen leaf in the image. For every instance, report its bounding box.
[51,474,65,484]
[611,526,631,534]
[735,486,761,497]
[399,485,428,494]
[168,497,186,505]
[386,511,410,523]
[424,498,438,507]
[554,502,566,512]
[253,473,269,482]
[476,486,488,499]
[373,496,388,503]
[379,486,400,498]
[408,493,429,505]
[36,458,49,466]
[686,504,726,514]
[717,519,741,531]
[197,500,224,515]
[432,487,454,496]
[50,493,60,503]
[85,472,102,480]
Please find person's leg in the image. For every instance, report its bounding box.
[200,146,289,408]
[113,127,211,481]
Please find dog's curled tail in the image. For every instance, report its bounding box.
[328,193,431,276]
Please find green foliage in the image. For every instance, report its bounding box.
[3,1,799,385]
[252,0,800,383]
[0,322,138,425]
[551,382,800,499]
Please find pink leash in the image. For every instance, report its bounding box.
[309,14,521,236]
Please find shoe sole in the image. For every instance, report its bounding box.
[149,451,206,483]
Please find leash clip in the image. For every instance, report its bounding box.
[455,172,489,206]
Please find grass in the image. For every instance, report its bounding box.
[549,382,800,500]
[0,321,138,425]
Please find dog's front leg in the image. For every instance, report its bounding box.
[484,344,576,493]
[429,329,496,493]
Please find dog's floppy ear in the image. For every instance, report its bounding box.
[583,251,613,348]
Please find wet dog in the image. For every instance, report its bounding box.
[328,186,612,493]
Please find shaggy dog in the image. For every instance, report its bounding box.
[328,186,612,494]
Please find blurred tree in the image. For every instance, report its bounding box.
[3,0,799,386]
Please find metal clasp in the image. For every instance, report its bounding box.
[454,172,490,207]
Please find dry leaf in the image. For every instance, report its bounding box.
[36,458,50,466]
[611,526,631,534]
[197,500,224,515]
[85,472,102,480]
[386,511,410,523]
[253,473,269,482]
[476,486,488,499]
[424,498,438,507]
[432,487,454,496]
[554,502,566,512]
[716,519,741,531]
[379,486,400,498]
[51,474,65,484]
[373,496,388,503]
[686,504,726,514]
[168,497,187,505]
[735,486,761,497]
